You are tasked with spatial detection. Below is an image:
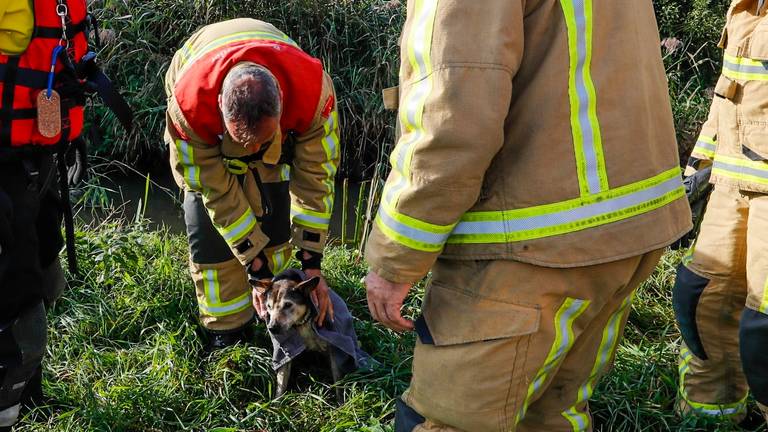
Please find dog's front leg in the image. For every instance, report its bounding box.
[328,351,345,403]
[276,361,292,398]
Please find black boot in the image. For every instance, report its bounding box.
[203,325,254,353]
[20,366,43,408]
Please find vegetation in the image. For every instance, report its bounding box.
[11,222,767,431]
[91,0,728,175]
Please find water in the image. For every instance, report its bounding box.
[75,166,367,242]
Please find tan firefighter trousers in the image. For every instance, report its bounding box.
[400,249,664,432]
[673,185,768,423]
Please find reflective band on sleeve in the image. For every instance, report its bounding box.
[216,208,258,246]
[179,30,299,70]
[691,135,717,160]
[319,111,340,213]
[678,346,749,417]
[378,0,438,217]
[723,54,768,81]
[760,276,768,314]
[448,168,684,244]
[291,205,331,230]
[562,292,635,431]
[517,298,590,424]
[560,0,608,196]
[713,155,768,185]
[375,201,457,252]
[175,140,202,190]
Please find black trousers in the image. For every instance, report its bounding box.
[0,150,64,422]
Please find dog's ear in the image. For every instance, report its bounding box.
[295,276,320,295]
[252,279,273,296]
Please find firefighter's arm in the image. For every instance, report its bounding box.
[167,114,270,266]
[364,0,525,284]
[685,96,721,176]
[289,74,340,254]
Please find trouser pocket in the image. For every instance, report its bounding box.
[673,264,710,360]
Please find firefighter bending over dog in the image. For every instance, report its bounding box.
[363,0,691,430]
[672,0,768,425]
[164,19,340,351]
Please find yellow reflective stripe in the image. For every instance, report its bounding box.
[722,53,768,81]
[560,0,608,196]
[175,140,202,190]
[691,135,717,160]
[378,0,438,219]
[180,30,298,70]
[320,111,340,213]
[279,164,291,182]
[266,244,293,276]
[449,168,684,244]
[203,269,221,305]
[678,346,748,417]
[216,208,258,246]
[517,298,590,424]
[562,292,634,431]
[291,204,331,230]
[375,199,456,252]
[713,154,768,185]
[199,292,252,317]
[760,276,768,314]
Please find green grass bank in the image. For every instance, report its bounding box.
[92,0,727,175]
[12,222,766,431]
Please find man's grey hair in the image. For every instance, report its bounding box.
[221,63,281,142]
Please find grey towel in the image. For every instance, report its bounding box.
[268,272,372,374]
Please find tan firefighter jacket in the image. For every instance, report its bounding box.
[164,19,340,267]
[686,0,768,194]
[365,0,692,284]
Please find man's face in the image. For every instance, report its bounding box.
[224,115,280,153]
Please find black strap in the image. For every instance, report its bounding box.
[55,107,78,275]
[33,20,87,41]
[0,58,19,147]
[87,66,133,131]
[0,64,49,89]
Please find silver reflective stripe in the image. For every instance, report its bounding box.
[572,0,603,194]
[0,404,20,427]
[205,270,217,305]
[714,161,768,180]
[201,295,251,314]
[695,141,717,152]
[377,206,451,246]
[532,300,586,394]
[291,210,331,226]
[452,175,681,236]
[723,59,768,75]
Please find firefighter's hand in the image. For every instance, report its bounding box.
[304,268,334,327]
[364,271,414,332]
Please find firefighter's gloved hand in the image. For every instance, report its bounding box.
[296,250,334,327]
[65,138,88,185]
[669,166,713,251]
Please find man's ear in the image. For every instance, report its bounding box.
[252,279,273,296]
[295,277,320,295]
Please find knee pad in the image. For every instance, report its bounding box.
[0,302,47,409]
[396,398,427,432]
[740,308,768,405]
[673,264,709,360]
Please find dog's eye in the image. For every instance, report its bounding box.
[283,302,293,310]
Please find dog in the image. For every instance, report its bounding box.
[252,269,371,401]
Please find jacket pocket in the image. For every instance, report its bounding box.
[740,121,768,161]
[750,24,768,61]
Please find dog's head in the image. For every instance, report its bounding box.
[253,275,320,335]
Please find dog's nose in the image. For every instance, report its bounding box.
[268,323,282,334]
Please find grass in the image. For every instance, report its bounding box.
[8,221,765,431]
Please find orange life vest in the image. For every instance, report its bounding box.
[173,39,324,145]
[0,0,89,148]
